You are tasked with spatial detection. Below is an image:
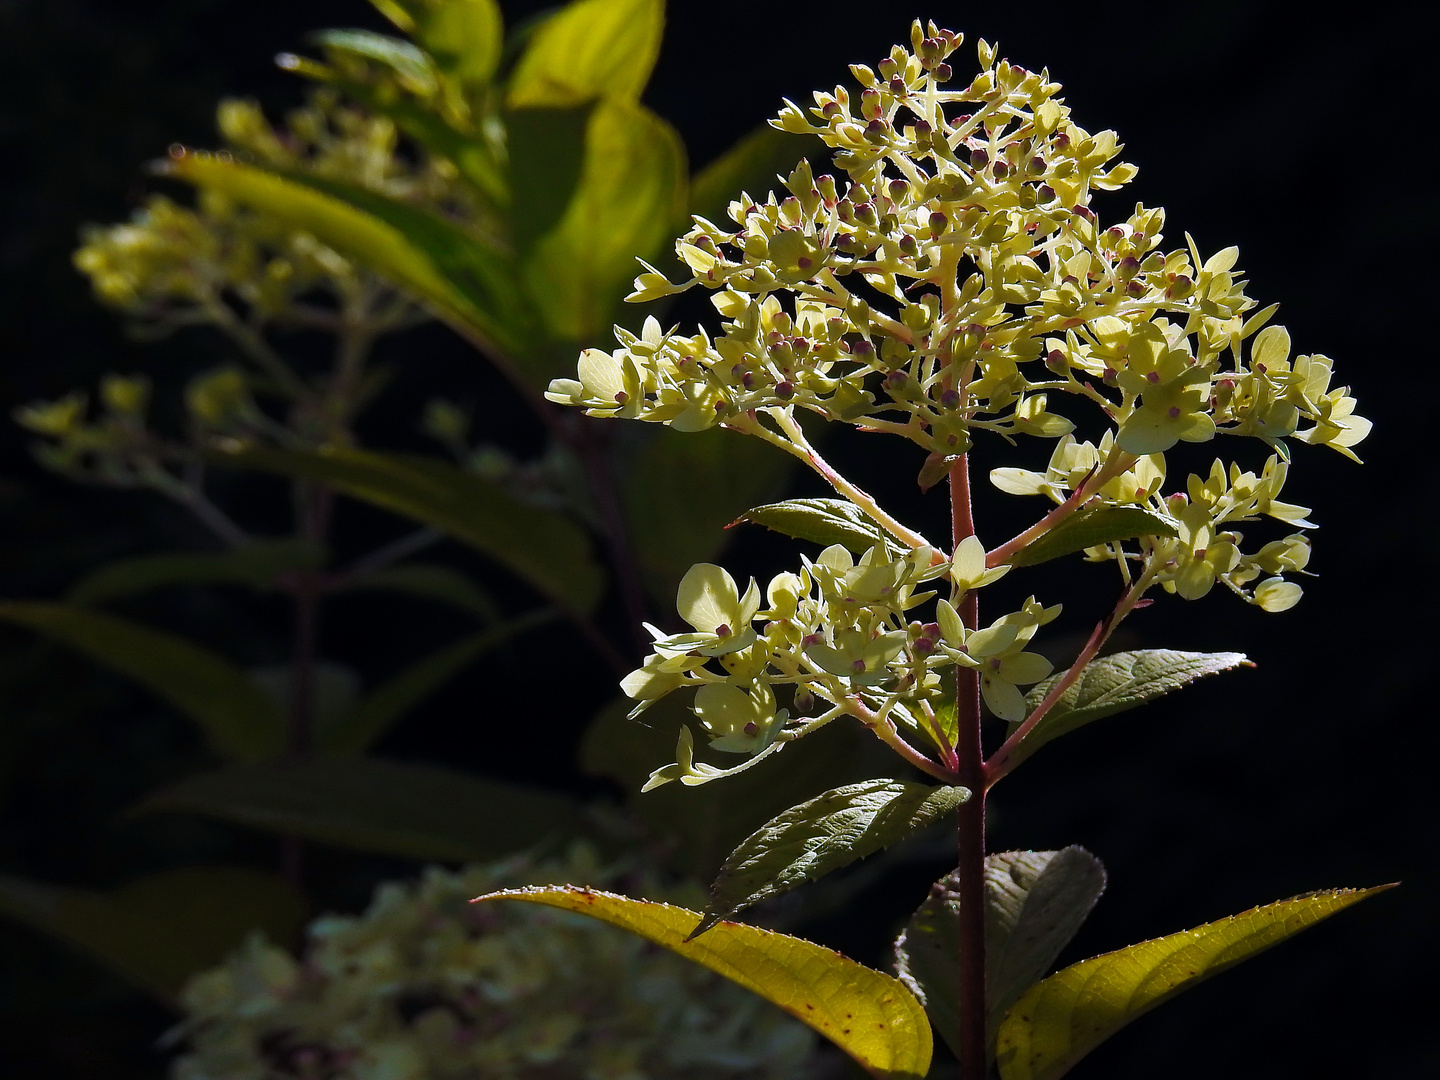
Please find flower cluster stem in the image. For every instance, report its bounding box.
[950,452,988,1080]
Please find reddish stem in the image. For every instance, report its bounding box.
[950,453,988,1080]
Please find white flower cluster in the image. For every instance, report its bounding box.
[169,847,818,1080]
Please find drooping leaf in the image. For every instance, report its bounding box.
[476,887,932,1080]
[134,757,579,863]
[693,780,968,939]
[580,694,900,879]
[163,154,526,352]
[518,98,686,349]
[689,127,819,227]
[505,0,663,108]
[893,849,1106,1062]
[995,886,1391,1080]
[323,610,556,753]
[0,602,286,761]
[1011,650,1252,769]
[1008,506,1178,567]
[0,867,306,1002]
[413,0,503,89]
[733,498,905,556]
[311,28,438,95]
[619,425,793,602]
[66,539,325,605]
[208,446,604,615]
[338,562,502,623]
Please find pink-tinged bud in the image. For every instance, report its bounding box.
[797,256,813,270]
[852,339,875,359]
[614,391,629,404]
[992,161,1009,179]
[1072,204,1095,221]
[899,234,918,257]
[743,720,759,735]
[1038,184,1056,202]
[1103,367,1118,384]
[878,57,899,79]
[822,100,842,118]
[970,147,989,169]
[793,688,816,713]
[1028,155,1046,174]
[883,370,909,393]
[851,658,868,674]
[861,88,883,119]
[889,178,910,201]
[742,372,755,390]
[934,62,952,81]
[865,119,891,143]
[929,211,948,236]
[940,388,961,408]
[988,657,1002,671]
[1125,280,1145,297]
[914,118,933,135]
[1168,405,1182,418]
[802,633,822,647]
[1054,132,1071,150]
[714,623,732,638]
[1146,370,1161,384]
[775,380,795,399]
[890,76,908,96]
[1117,256,1141,279]
[1047,348,1066,367]
[914,636,936,654]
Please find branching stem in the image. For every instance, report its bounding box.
[984,448,1137,568]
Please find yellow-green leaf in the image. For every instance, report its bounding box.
[0,867,306,1002]
[416,0,503,89]
[164,154,524,352]
[506,0,663,108]
[734,497,904,556]
[209,446,604,615]
[995,886,1392,1080]
[135,757,579,863]
[1008,506,1177,567]
[0,602,286,761]
[519,98,686,348]
[476,887,932,1079]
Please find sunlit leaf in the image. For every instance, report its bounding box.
[519,98,686,349]
[620,425,793,601]
[1012,650,1251,769]
[338,562,502,623]
[689,127,818,225]
[0,602,285,761]
[995,886,1391,1080]
[733,497,905,556]
[1007,506,1177,567]
[414,0,503,89]
[323,609,556,753]
[894,849,1106,1061]
[312,28,439,95]
[476,887,932,1079]
[209,446,604,615]
[0,868,306,1002]
[66,539,324,605]
[506,0,663,108]
[164,154,526,352]
[134,757,579,863]
[694,780,968,939]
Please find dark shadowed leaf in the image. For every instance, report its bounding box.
[134,757,579,863]
[477,887,932,1080]
[693,780,968,939]
[323,610,557,753]
[0,868,306,1002]
[66,539,325,605]
[893,848,1106,1062]
[209,446,604,615]
[338,562,502,623]
[505,0,663,108]
[0,602,286,761]
[733,498,904,556]
[1007,506,1177,567]
[1011,650,1252,769]
[995,886,1392,1080]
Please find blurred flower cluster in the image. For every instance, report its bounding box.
[169,846,818,1080]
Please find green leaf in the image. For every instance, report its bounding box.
[1012,650,1252,769]
[733,497,905,556]
[505,103,595,253]
[1008,506,1178,567]
[66,539,325,605]
[518,98,686,347]
[134,757,579,863]
[209,446,604,615]
[505,0,663,108]
[338,562,502,623]
[415,0,503,89]
[164,155,526,353]
[580,693,899,879]
[0,867,306,1001]
[995,886,1392,1080]
[694,780,968,939]
[312,28,439,95]
[620,425,794,601]
[323,610,556,753]
[476,887,932,1080]
[689,127,818,226]
[893,849,1107,1063]
[0,602,286,761]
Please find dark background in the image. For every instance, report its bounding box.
[0,0,1435,1077]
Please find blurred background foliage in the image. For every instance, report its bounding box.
[0,0,1434,1077]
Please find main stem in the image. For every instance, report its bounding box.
[950,453,988,1080]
